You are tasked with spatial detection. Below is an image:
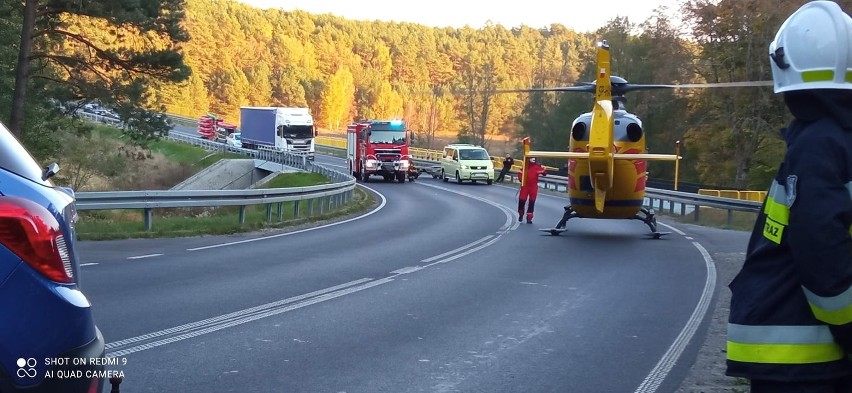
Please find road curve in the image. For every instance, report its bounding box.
[75,141,737,392]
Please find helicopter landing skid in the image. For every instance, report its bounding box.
[635,207,668,239]
[539,206,579,236]
[644,231,672,239]
[538,228,569,236]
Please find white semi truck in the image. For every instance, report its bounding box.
[239,107,316,159]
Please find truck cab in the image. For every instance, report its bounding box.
[347,119,411,183]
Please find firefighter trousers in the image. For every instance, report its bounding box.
[749,376,852,393]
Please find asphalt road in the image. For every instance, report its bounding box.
[73,146,738,392]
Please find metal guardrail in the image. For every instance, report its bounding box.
[160,113,762,226]
[76,128,357,231]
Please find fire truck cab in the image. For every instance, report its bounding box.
[347,119,411,183]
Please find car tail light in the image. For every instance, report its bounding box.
[0,196,74,283]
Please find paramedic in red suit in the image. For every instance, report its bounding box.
[518,157,546,223]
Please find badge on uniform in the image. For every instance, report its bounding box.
[786,175,797,207]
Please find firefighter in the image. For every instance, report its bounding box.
[726,2,852,392]
[517,157,546,223]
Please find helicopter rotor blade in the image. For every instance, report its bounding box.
[664,81,774,89]
[490,86,596,94]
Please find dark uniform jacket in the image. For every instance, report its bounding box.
[727,90,852,381]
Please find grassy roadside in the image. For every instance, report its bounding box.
[76,186,374,240]
[76,128,374,240]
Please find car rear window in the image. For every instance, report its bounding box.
[0,122,52,186]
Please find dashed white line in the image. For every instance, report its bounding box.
[126,254,163,260]
[80,263,99,267]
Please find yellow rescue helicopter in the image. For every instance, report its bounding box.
[510,40,771,238]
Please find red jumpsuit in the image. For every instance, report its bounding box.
[518,160,546,223]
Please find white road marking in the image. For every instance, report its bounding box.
[390,266,423,275]
[127,254,163,260]
[187,184,387,251]
[416,182,517,231]
[633,239,717,393]
[658,222,687,236]
[105,278,383,357]
[80,263,99,267]
[421,236,493,263]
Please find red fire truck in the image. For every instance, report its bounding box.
[347,119,412,183]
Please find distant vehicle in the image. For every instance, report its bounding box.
[197,113,237,141]
[0,121,105,392]
[346,119,412,183]
[239,107,316,160]
[440,144,495,185]
[226,132,242,148]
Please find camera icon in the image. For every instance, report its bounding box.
[16,358,37,378]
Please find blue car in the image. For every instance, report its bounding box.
[0,121,104,392]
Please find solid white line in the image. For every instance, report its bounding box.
[390,266,423,275]
[421,235,493,263]
[105,277,393,358]
[187,184,387,251]
[127,254,163,260]
[80,263,99,267]
[633,240,717,393]
[416,182,516,231]
[422,234,503,267]
[105,278,372,350]
[658,222,687,236]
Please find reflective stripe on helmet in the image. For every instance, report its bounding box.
[727,323,845,364]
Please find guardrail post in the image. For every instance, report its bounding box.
[143,208,153,231]
[680,203,686,216]
[694,205,700,222]
[265,204,273,223]
[294,200,300,218]
[239,206,246,224]
[727,209,734,226]
[307,199,313,217]
[277,202,283,222]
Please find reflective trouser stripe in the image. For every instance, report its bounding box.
[727,342,845,364]
[727,324,845,364]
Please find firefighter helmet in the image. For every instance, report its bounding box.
[769,1,852,93]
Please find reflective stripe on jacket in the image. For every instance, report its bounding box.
[727,116,852,381]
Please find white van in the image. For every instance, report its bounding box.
[440,144,494,185]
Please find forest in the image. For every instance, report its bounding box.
[4,0,849,190]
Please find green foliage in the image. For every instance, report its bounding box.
[0,0,815,188]
[262,172,329,188]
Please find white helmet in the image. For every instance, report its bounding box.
[769,1,852,93]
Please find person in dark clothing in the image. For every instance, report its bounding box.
[496,153,514,182]
[726,2,852,392]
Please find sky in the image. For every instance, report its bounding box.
[237,0,673,33]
